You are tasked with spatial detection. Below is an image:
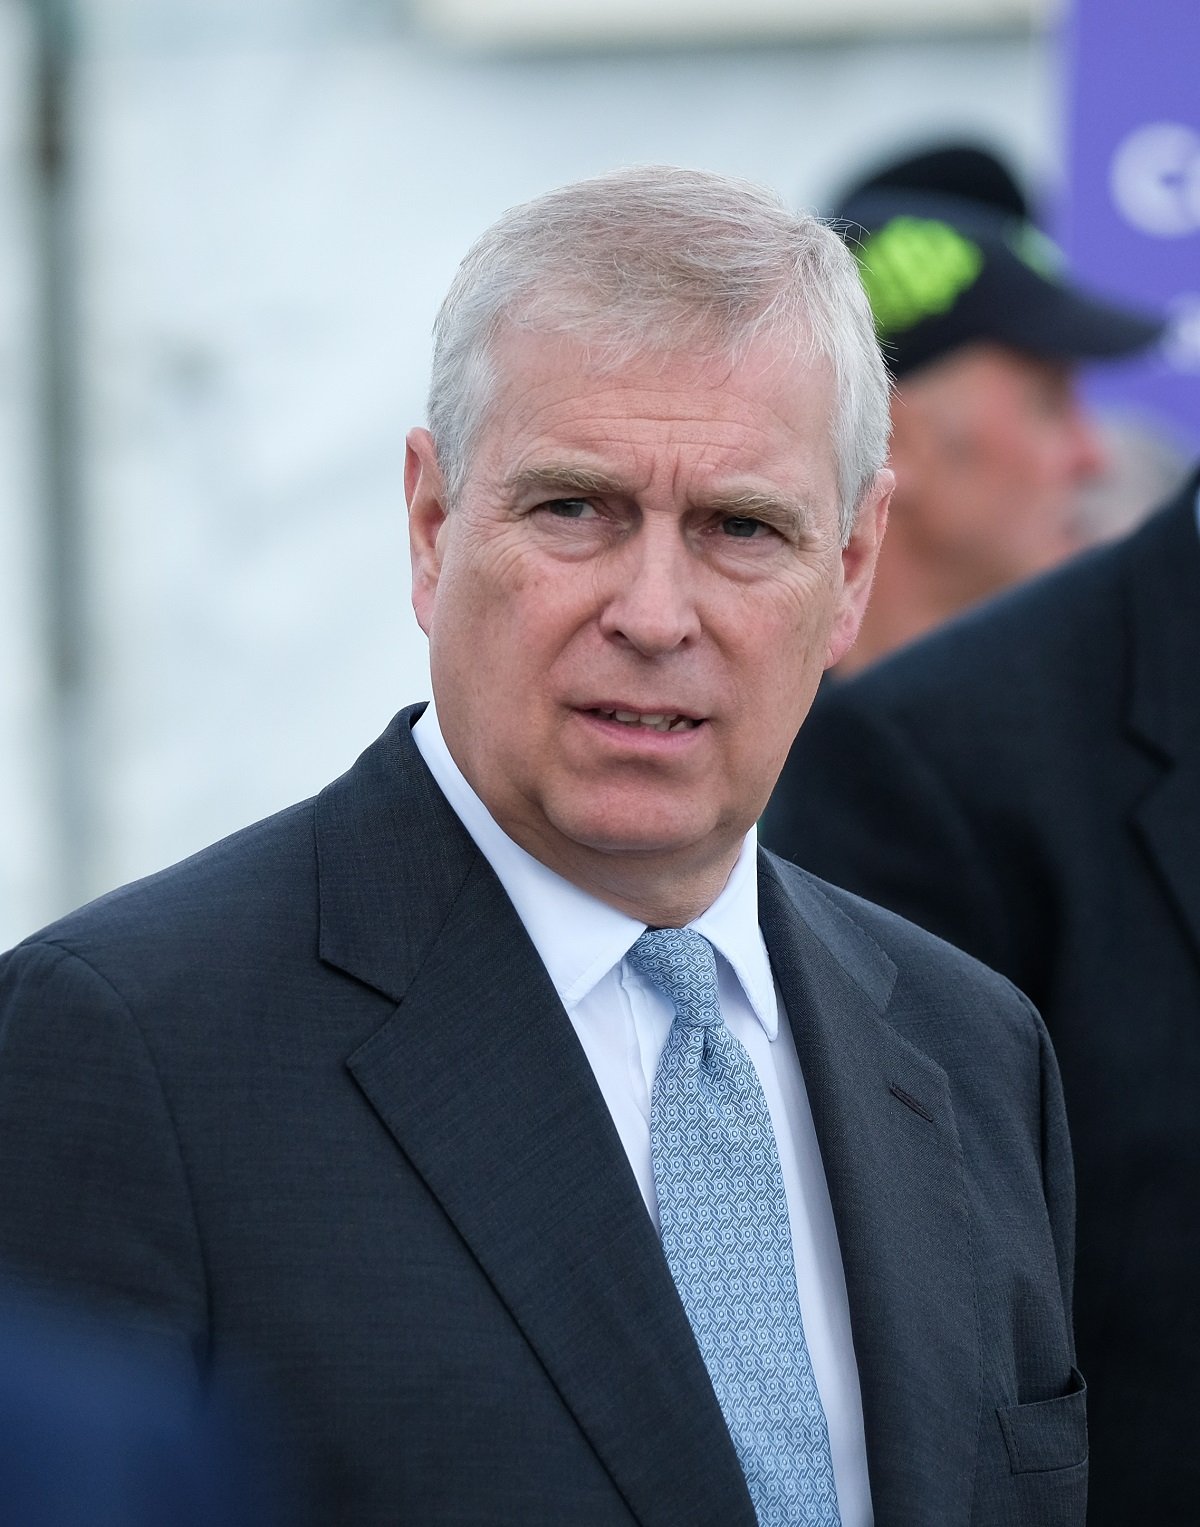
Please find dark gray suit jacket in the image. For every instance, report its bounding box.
[763,471,1200,1523]
[0,709,1085,1524]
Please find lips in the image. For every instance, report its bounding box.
[587,707,700,733]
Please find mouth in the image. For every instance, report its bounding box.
[585,707,702,734]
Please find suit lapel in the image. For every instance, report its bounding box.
[1125,476,1200,971]
[318,711,756,1527]
[759,853,980,1525]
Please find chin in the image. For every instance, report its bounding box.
[555,801,739,863]
[570,823,698,858]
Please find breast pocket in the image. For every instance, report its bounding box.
[996,1368,1088,1474]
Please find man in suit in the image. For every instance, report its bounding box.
[825,142,1163,676]
[762,467,1200,1523]
[0,167,1084,1524]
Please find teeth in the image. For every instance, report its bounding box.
[599,709,697,732]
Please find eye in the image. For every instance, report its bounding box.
[1028,369,1074,419]
[542,498,598,519]
[721,516,768,539]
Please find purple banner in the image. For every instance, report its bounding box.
[1058,0,1200,451]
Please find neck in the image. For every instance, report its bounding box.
[515,822,742,929]
[581,860,734,930]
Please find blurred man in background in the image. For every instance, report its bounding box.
[762,463,1200,1522]
[829,142,1163,676]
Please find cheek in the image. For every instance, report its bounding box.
[736,594,835,713]
[984,402,1059,478]
[436,563,583,711]
[426,558,517,713]
[432,538,529,641]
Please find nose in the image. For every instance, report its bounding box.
[598,524,702,657]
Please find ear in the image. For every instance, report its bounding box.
[825,467,893,669]
[406,428,449,637]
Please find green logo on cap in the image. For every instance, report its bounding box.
[856,216,983,335]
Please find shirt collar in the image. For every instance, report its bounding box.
[412,700,779,1039]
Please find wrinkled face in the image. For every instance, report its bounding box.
[891,344,1107,600]
[407,329,889,909]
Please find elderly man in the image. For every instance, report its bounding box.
[0,168,1082,1525]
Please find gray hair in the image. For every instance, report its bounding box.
[427,165,890,538]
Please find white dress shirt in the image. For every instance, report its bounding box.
[413,700,872,1525]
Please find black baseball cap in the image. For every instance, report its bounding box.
[832,144,1165,378]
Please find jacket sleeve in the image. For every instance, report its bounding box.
[0,939,207,1384]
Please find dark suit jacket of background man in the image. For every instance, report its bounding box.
[763,470,1200,1524]
[0,708,1086,1525]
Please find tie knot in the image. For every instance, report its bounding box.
[627,927,721,1028]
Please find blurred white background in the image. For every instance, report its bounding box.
[1,0,1058,945]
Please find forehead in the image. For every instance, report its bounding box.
[469,328,840,505]
[919,343,1073,402]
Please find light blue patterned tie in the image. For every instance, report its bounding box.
[628,927,841,1527]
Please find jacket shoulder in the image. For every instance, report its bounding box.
[5,796,321,984]
[764,849,1031,1015]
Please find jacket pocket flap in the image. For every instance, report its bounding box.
[996,1369,1087,1474]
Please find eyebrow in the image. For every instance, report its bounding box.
[501,461,818,538]
[501,463,627,501]
[702,488,816,535]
